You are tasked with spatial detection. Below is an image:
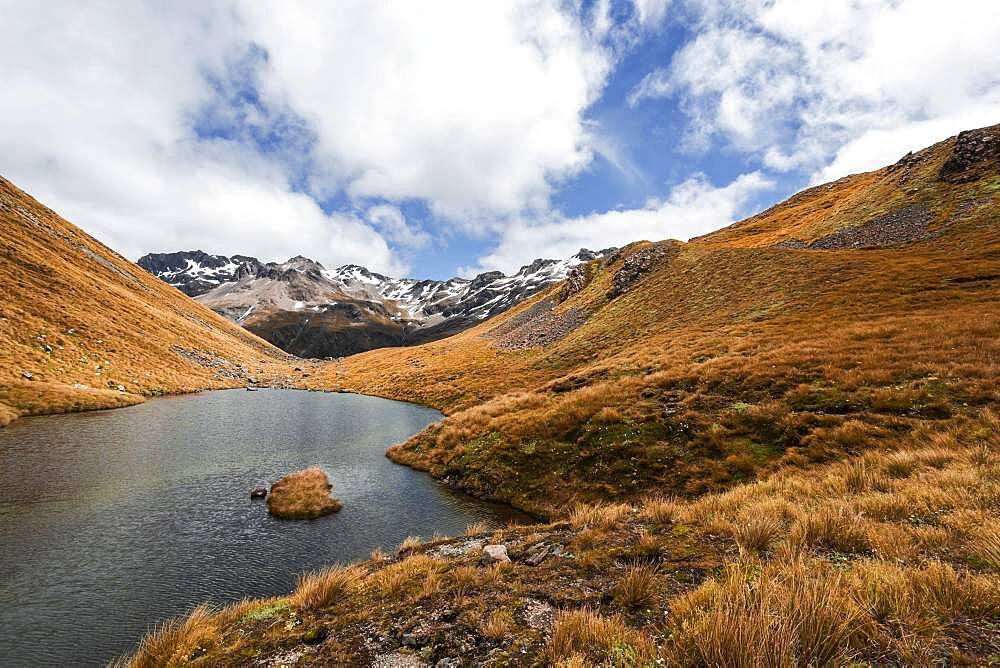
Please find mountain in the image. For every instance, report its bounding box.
[138,248,613,358]
[0,176,296,426]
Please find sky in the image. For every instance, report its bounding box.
[2,1,999,279]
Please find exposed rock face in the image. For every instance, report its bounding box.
[939,127,1000,183]
[137,251,258,296]
[138,249,612,358]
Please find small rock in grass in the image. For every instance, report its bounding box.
[481,544,510,565]
[266,467,342,520]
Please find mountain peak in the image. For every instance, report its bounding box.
[139,247,614,357]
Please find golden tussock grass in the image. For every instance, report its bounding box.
[290,564,365,611]
[464,520,487,536]
[115,604,219,668]
[265,467,342,520]
[328,132,1000,516]
[397,535,423,554]
[663,558,866,666]
[547,608,656,666]
[569,502,632,530]
[640,495,681,525]
[481,608,515,639]
[612,564,659,609]
[0,400,19,426]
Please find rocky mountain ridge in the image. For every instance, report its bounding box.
[138,248,612,358]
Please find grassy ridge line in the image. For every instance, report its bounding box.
[317,125,999,516]
[0,175,302,424]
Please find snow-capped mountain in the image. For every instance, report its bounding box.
[137,248,612,358]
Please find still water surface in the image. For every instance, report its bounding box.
[0,389,528,667]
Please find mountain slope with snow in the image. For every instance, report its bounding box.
[138,249,612,358]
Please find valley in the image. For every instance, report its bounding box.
[1,124,998,666]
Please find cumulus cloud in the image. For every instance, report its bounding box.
[0,2,408,273]
[631,0,1000,179]
[241,1,613,222]
[471,171,772,273]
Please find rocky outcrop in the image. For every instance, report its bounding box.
[939,127,1000,184]
[608,243,677,299]
[558,250,611,303]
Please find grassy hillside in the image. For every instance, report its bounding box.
[0,175,299,426]
[312,124,999,517]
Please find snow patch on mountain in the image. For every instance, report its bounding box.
[137,248,613,357]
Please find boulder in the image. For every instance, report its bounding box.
[480,544,510,565]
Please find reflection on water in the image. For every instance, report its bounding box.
[0,389,529,667]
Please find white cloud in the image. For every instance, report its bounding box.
[366,205,430,251]
[0,2,407,274]
[632,0,672,27]
[242,1,612,223]
[471,171,772,273]
[631,0,1000,180]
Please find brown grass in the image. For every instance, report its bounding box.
[731,515,783,555]
[612,564,659,609]
[290,564,365,610]
[663,558,866,666]
[266,467,342,520]
[330,132,1000,516]
[117,604,219,668]
[481,608,515,639]
[548,609,656,666]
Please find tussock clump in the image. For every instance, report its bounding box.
[613,564,659,609]
[641,495,681,524]
[482,608,515,639]
[792,506,871,554]
[291,564,365,611]
[569,502,631,530]
[266,467,342,520]
[547,609,655,666]
[732,515,783,555]
[664,558,865,666]
[397,535,423,554]
[117,604,219,668]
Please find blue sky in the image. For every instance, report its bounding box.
[3,0,999,279]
